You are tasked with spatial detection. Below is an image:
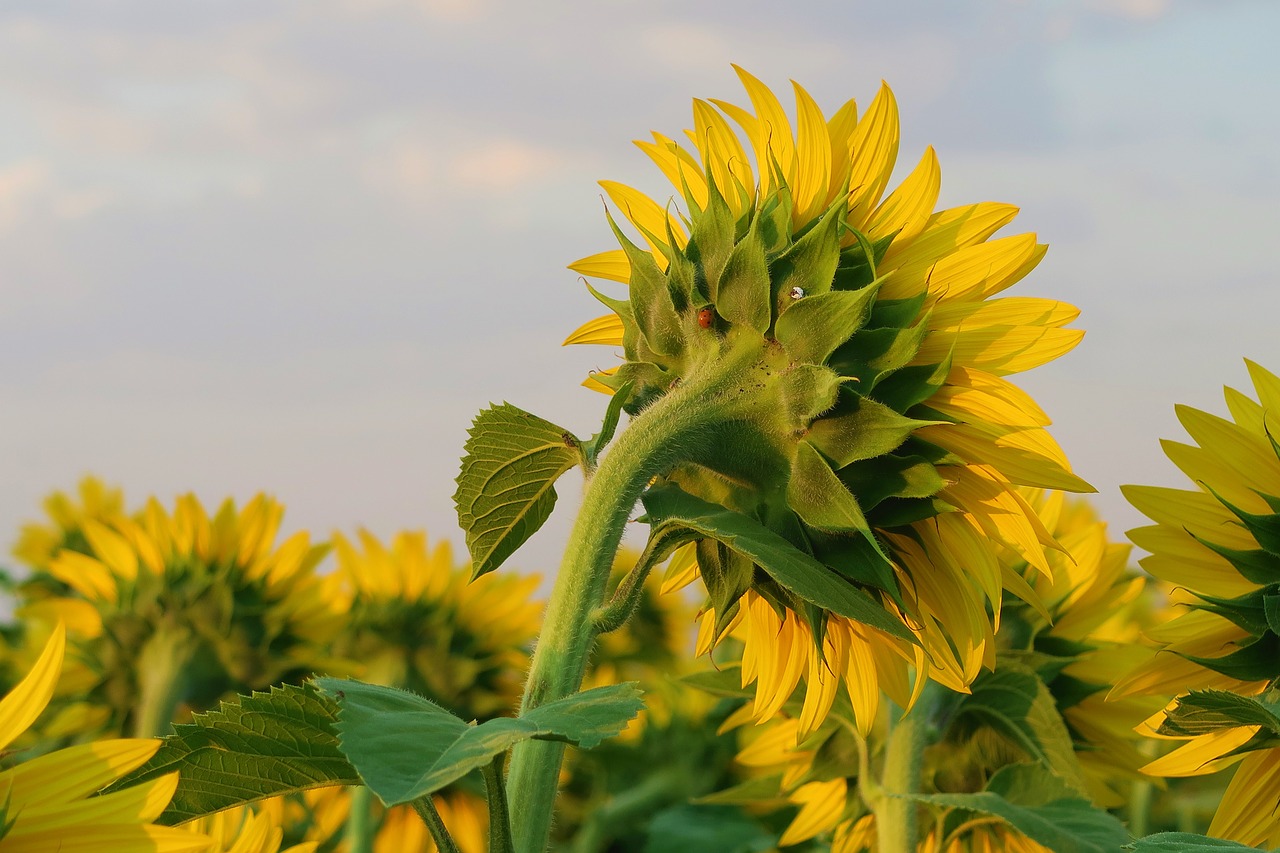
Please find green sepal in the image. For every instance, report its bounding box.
[314,678,644,807]
[808,529,901,603]
[1188,531,1280,585]
[582,381,633,469]
[868,292,928,330]
[100,683,358,824]
[788,440,871,534]
[607,362,671,414]
[774,283,880,366]
[687,175,737,302]
[807,391,942,468]
[606,209,683,358]
[696,538,756,642]
[837,453,947,511]
[585,281,639,357]
[1188,583,1280,637]
[831,232,894,292]
[454,403,586,579]
[829,312,931,394]
[777,364,842,430]
[867,496,956,529]
[754,184,794,256]
[716,213,771,333]
[1181,630,1280,681]
[769,200,843,305]
[902,763,1130,853]
[871,353,954,413]
[640,484,913,642]
[1205,485,1280,556]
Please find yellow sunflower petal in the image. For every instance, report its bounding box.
[568,249,630,283]
[0,622,64,751]
[868,145,940,244]
[1141,726,1259,777]
[779,777,848,846]
[563,314,625,347]
[1208,747,1280,846]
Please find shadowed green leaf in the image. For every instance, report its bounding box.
[315,679,643,807]
[904,764,1129,853]
[641,485,912,641]
[101,683,357,824]
[1157,689,1280,738]
[454,403,585,578]
[1126,833,1276,851]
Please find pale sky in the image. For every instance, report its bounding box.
[3,0,1278,579]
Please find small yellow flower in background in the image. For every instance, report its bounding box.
[567,66,1090,733]
[324,528,540,718]
[0,624,211,852]
[183,806,317,853]
[12,475,127,571]
[717,490,1148,848]
[18,491,334,738]
[1117,360,1280,847]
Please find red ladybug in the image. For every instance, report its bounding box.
[697,307,715,329]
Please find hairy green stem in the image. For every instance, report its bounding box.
[411,795,462,853]
[506,341,758,853]
[132,623,197,738]
[344,786,374,853]
[484,755,516,853]
[875,687,943,853]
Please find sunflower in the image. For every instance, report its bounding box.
[20,492,335,738]
[323,528,540,719]
[183,806,317,853]
[714,490,1147,849]
[256,788,488,853]
[0,624,211,852]
[12,476,127,571]
[569,66,1090,733]
[1116,359,1280,847]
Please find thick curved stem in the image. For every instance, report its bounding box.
[505,344,757,853]
[132,624,197,738]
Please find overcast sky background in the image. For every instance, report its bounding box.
[2,0,1278,580]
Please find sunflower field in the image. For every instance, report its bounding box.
[4,68,1280,853]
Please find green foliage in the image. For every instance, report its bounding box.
[908,763,1130,853]
[1126,833,1278,851]
[641,805,775,853]
[314,678,643,807]
[640,485,912,641]
[953,665,1089,793]
[454,402,586,579]
[102,683,358,824]
[1157,689,1280,743]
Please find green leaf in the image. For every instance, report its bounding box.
[101,683,357,824]
[906,764,1129,853]
[315,679,644,807]
[583,381,633,468]
[1126,833,1277,851]
[641,485,912,641]
[1157,689,1280,738]
[808,391,942,468]
[774,284,881,367]
[454,403,585,579]
[1183,630,1280,681]
[955,667,1089,793]
[692,775,785,806]
[642,804,775,853]
[681,666,753,699]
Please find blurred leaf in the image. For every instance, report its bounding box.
[642,804,775,853]
[906,764,1129,853]
[1126,833,1276,851]
[641,485,912,642]
[1157,689,1280,739]
[454,403,585,578]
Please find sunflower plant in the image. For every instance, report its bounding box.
[83,68,1249,853]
